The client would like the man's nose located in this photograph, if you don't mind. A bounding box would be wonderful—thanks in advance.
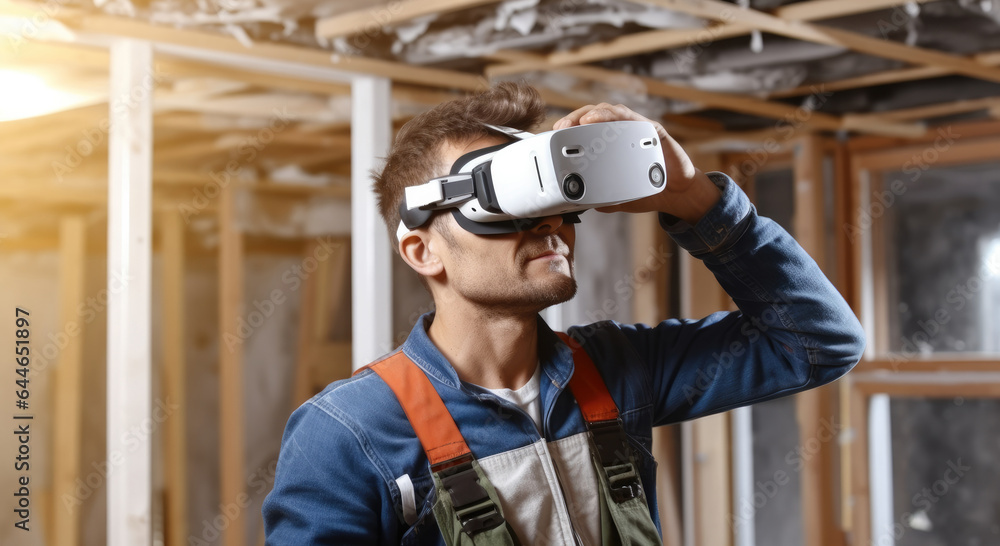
[530,215,564,235]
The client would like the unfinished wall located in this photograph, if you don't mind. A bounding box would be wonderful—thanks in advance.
[0,251,59,546]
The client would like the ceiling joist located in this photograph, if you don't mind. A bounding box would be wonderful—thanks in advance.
[489,50,925,138]
[0,0,487,92]
[769,50,1000,98]
[642,0,1000,84]
[315,0,503,40]
[487,0,936,75]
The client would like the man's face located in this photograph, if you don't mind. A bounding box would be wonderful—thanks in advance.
[429,134,577,314]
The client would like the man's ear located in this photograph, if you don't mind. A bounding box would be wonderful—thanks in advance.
[398,229,445,278]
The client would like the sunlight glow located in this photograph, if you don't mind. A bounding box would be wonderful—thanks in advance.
[0,69,96,122]
[985,238,1000,278]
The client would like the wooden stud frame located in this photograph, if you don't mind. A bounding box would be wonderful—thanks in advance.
[844,122,1000,545]
[846,372,1000,546]
[106,38,154,546]
[159,211,188,546]
[727,143,845,546]
[53,215,86,546]
[629,212,683,546]
[792,136,846,546]
[679,151,734,546]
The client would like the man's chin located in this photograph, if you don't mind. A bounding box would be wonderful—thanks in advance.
[461,275,576,314]
[528,276,577,309]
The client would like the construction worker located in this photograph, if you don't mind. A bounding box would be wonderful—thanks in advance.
[262,82,865,545]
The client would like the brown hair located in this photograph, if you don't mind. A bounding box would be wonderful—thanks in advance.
[373,81,547,248]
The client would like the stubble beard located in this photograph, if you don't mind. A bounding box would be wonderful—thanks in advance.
[458,255,577,315]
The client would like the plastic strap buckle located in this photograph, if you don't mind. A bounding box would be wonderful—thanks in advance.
[404,175,475,210]
[588,419,644,503]
[435,456,506,536]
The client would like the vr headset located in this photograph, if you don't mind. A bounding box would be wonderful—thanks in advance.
[396,120,667,241]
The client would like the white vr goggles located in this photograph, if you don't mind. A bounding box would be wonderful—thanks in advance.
[396,120,667,241]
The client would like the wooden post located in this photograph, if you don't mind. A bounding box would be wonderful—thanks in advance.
[219,182,246,546]
[160,211,188,546]
[53,215,86,546]
[793,135,846,546]
[107,38,154,546]
[681,152,734,546]
[630,213,683,546]
[350,76,393,369]
[848,381,872,546]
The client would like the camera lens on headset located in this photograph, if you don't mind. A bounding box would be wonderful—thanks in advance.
[563,173,585,200]
[649,163,665,188]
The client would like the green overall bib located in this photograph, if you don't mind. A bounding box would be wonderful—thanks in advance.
[359,334,662,545]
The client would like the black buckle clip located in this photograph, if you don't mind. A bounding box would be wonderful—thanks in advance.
[436,456,506,536]
[588,419,644,503]
[588,419,633,466]
[609,479,643,503]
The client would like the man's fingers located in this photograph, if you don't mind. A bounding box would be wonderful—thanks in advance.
[554,104,599,129]
[554,103,639,129]
[580,107,623,124]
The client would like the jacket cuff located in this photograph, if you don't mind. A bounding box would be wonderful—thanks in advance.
[658,172,752,255]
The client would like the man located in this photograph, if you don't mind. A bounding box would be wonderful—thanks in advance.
[262,82,865,545]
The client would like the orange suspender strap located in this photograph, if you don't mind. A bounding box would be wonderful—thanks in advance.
[356,352,471,468]
[355,353,513,537]
[355,335,620,455]
[556,332,619,423]
[556,332,646,505]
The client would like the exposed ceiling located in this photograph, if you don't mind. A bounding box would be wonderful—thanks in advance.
[5,0,1000,136]
[114,0,1000,131]
[4,0,1000,246]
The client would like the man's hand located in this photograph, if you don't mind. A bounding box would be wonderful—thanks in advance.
[553,103,721,225]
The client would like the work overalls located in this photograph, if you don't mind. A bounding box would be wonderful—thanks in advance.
[357,333,663,546]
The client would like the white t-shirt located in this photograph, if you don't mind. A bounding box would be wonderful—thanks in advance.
[483,363,543,433]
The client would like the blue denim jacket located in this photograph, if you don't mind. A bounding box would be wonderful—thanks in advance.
[262,173,866,545]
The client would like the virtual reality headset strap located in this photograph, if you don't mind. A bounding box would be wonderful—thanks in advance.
[396,124,583,241]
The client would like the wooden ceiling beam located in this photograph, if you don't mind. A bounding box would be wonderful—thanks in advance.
[641,0,1000,84]
[153,137,231,163]
[154,91,337,120]
[157,173,352,199]
[768,49,1000,98]
[488,0,934,73]
[14,5,487,91]
[490,51,924,137]
[0,39,108,68]
[315,0,502,40]
[155,58,352,96]
[567,62,843,130]
[848,97,1000,123]
[772,0,928,21]
[546,23,751,69]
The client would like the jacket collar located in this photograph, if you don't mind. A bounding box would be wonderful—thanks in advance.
[400,311,575,391]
